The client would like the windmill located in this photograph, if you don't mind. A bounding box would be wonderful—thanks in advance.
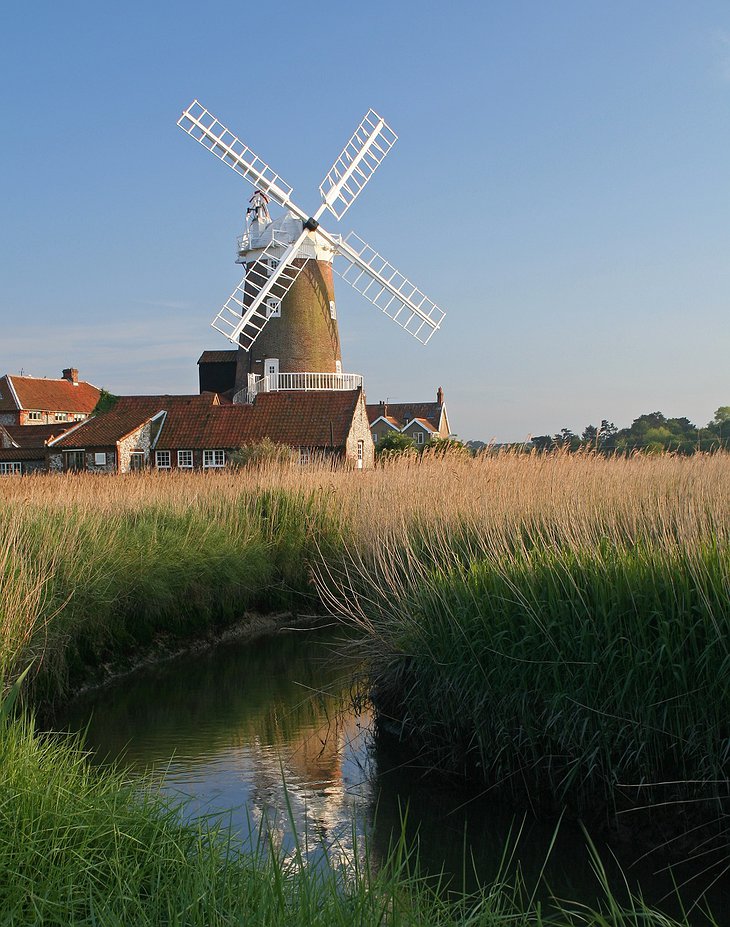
[177,101,446,403]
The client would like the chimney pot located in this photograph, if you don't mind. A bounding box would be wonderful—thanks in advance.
[437,386,444,405]
[62,368,79,386]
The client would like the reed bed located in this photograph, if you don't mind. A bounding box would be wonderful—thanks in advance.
[314,452,730,838]
[1,453,728,923]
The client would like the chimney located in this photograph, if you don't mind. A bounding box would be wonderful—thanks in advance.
[379,399,388,418]
[62,368,79,386]
[437,386,444,405]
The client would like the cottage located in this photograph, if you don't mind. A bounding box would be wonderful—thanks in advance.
[367,387,452,447]
[0,423,74,475]
[0,368,100,427]
[47,388,374,473]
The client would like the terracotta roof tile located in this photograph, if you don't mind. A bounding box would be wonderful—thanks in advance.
[3,424,74,448]
[0,375,100,414]
[49,390,362,452]
[156,390,361,450]
[50,395,212,449]
[0,447,46,461]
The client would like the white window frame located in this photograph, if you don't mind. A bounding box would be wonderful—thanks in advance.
[335,360,342,375]
[177,449,193,469]
[372,432,378,443]
[266,297,281,318]
[0,462,22,475]
[94,452,107,466]
[55,412,67,422]
[27,411,42,421]
[203,449,226,469]
[299,449,311,466]
[129,452,145,472]
[329,300,337,319]
[155,450,171,469]
[416,431,425,445]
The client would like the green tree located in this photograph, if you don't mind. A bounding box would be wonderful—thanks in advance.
[93,389,119,414]
[375,431,416,458]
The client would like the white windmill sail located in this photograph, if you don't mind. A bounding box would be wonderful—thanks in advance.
[319,109,397,220]
[178,101,305,218]
[332,232,445,344]
[178,99,447,354]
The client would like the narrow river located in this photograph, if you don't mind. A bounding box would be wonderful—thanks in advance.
[61,628,727,923]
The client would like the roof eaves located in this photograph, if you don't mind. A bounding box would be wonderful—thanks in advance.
[0,425,19,448]
[6,376,21,411]
[117,410,166,445]
[150,410,168,449]
[47,417,93,447]
[370,415,399,430]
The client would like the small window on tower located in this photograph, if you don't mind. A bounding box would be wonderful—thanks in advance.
[266,298,281,318]
[329,300,336,319]
[335,360,342,375]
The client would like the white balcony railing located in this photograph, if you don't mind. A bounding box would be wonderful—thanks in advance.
[233,371,364,405]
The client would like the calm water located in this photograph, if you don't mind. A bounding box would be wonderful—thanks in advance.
[61,629,728,921]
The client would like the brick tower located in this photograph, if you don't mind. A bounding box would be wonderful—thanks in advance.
[233,196,354,400]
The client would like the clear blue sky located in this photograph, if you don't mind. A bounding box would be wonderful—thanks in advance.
[1,1,728,441]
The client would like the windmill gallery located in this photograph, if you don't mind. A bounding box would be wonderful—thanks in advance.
[0,104,452,475]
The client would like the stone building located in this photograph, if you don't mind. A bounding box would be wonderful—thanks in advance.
[0,423,76,475]
[47,389,374,473]
[0,368,100,427]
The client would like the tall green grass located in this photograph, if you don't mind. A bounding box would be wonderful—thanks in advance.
[0,486,341,700]
[317,453,730,833]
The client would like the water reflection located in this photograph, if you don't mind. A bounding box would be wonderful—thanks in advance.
[61,629,728,921]
[64,631,374,867]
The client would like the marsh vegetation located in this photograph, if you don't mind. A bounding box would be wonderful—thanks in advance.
[1,451,728,923]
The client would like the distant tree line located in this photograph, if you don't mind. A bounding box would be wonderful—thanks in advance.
[501,406,730,455]
[381,407,730,459]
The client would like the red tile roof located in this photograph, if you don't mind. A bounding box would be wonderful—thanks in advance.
[49,390,362,452]
[3,424,74,448]
[50,395,211,449]
[0,374,100,414]
[0,447,46,461]
[156,390,361,449]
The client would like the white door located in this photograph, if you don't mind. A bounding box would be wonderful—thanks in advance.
[265,358,279,389]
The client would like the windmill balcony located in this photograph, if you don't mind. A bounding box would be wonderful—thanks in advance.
[234,371,364,405]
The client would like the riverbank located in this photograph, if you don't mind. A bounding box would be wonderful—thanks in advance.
[1,692,716,926]
[1,454,728,922]
[319,454,729,833]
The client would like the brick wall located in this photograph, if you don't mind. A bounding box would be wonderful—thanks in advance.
[236,258,343,392]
